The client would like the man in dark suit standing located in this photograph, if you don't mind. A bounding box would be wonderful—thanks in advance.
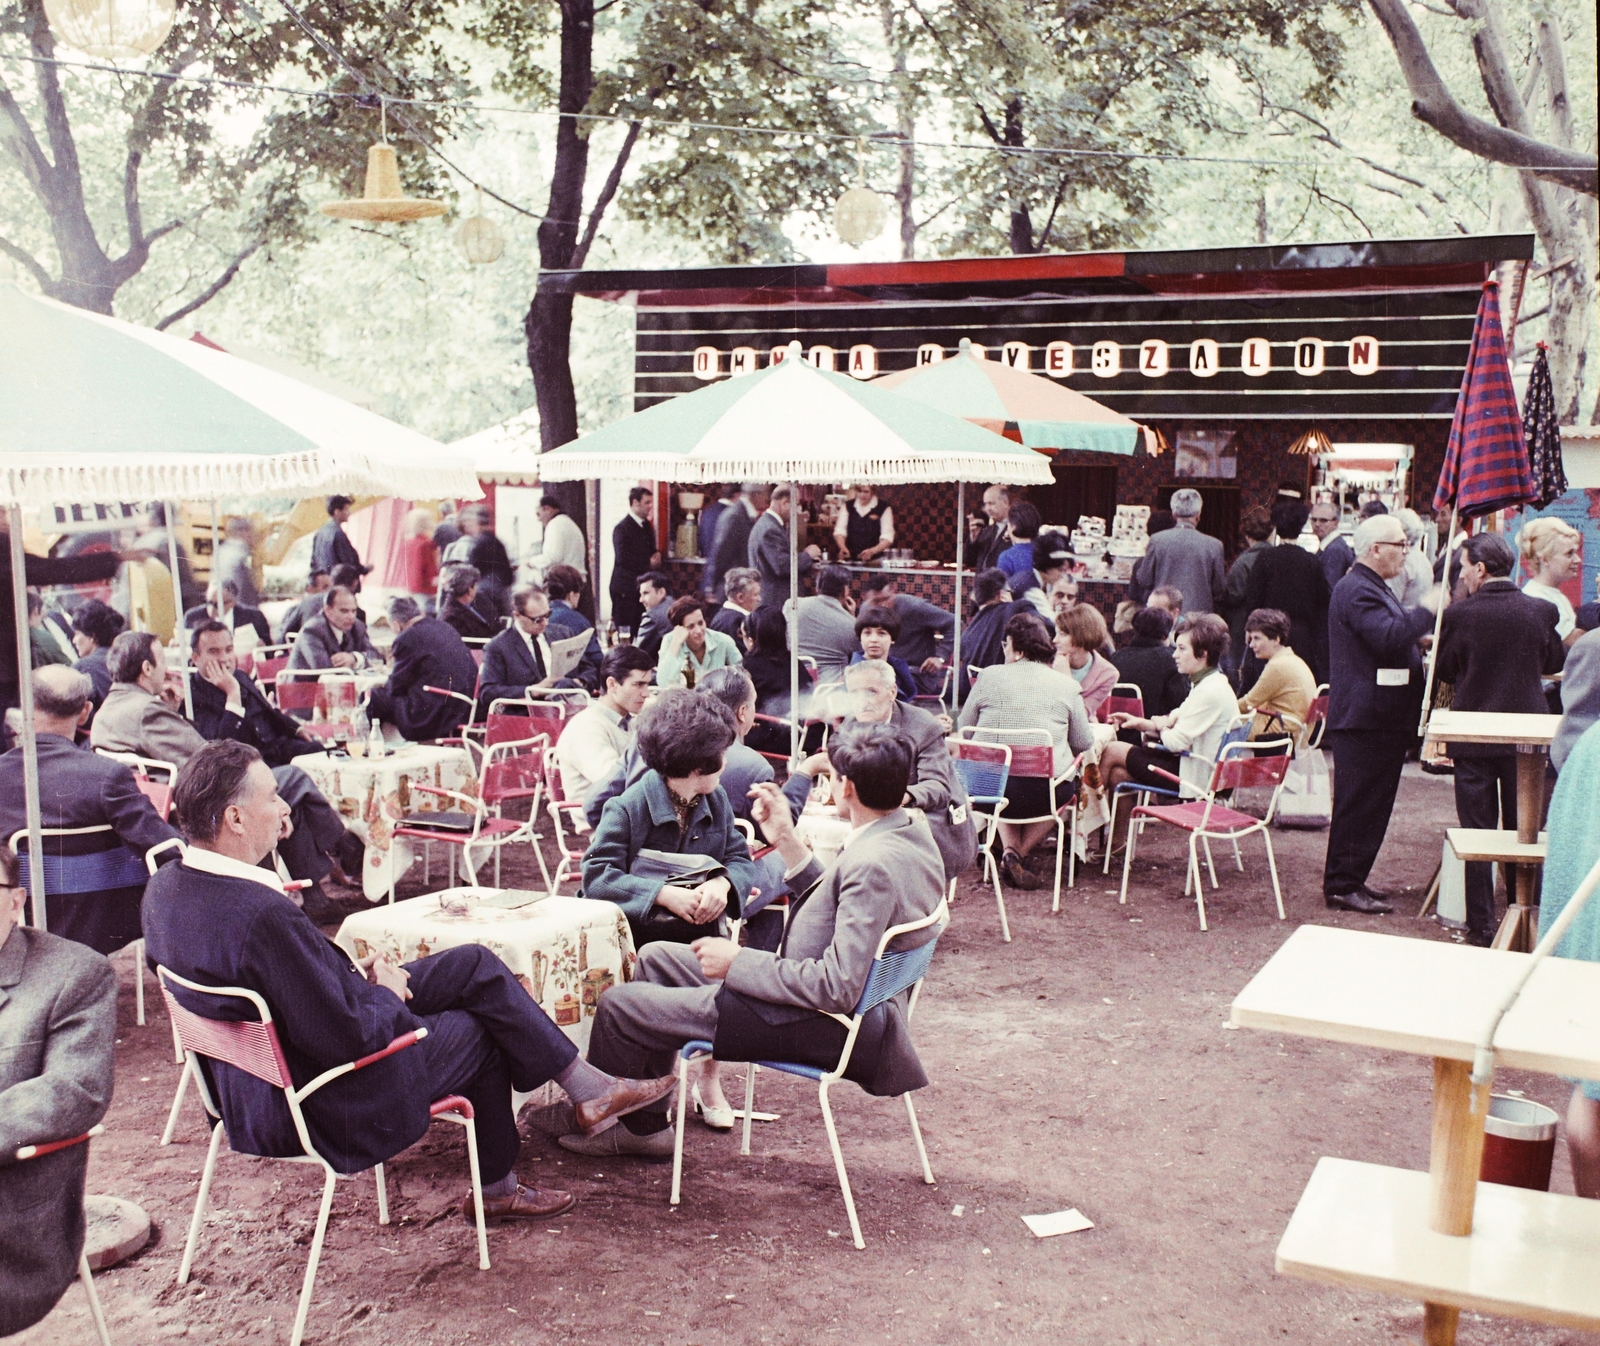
[0,846,117,1339]
[1322,515,1439,914]
[141,741,675,1220]
[969,484,1013,573]
[0,666,179,954]
[610,487,660,633]
[565,721,944,1158]
[311,496,369,580]
[749,485,820,608]
[1310,498,1355,591]
[183,579,273,650]
[1434,532,1566,944]
[707,483,765,602]
[367,596,480,742]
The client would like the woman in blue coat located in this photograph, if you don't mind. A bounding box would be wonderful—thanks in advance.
[582,689,758,1131]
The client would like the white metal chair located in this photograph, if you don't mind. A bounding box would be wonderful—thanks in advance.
[948,737,1012,940]
[1118,738,1295,930]
[957,727,1082,909]
[541,746,591,896]
[14,1125,112,1344]
[670,897,949,1249]
[157,967,489,1346]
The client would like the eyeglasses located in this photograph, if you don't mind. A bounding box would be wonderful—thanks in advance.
[1372,539,1410,551]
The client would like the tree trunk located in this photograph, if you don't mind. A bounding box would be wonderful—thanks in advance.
[1003,98,1033,254]
[881,0,916,261]
[525,0,596,525]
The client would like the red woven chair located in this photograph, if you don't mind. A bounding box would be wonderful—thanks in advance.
[1097,682,1144,725]
[541,746,597,896]
[157,968,489,1346]
[14,1125,111,1344]
[251,647,291,687]
[1117,738,1294,930]
[273,670,355,739]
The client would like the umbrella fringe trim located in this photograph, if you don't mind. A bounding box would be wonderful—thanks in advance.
[532,454,1055,485]
[0,452,484,507]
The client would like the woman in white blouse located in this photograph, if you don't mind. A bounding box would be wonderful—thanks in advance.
[1520,516,1583,648]
[1099,612,1241,800]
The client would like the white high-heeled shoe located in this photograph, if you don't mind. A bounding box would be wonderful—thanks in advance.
[692,1082,736,1131]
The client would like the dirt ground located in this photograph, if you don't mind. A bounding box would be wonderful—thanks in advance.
[16,763,1599,1346]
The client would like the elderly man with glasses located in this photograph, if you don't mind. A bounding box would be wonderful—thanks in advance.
[1321,515,1440,915]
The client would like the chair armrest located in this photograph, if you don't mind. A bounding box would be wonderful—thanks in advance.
[1148,767,1183,786]
[411,784,483,814]
[297,1027,431,1101]
[16,1123,104,1161]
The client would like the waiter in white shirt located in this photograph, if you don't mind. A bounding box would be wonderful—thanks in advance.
[834,484,895,563]
[523,496,587,584]
[555,644,655,803]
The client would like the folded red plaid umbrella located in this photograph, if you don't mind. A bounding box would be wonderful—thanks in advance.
[1432,279,1535,519]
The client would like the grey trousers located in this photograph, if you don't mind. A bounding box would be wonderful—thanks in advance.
[586,943,720,1125]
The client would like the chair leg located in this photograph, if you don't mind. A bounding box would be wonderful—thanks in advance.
[289,1170,338,1346]
[1231,836,1244,872]
[669,1054,691,1206]
[1201,836,1219,889]
[993,866,1012,944]
[818,1080,864,1250]
[1183,835,1198,896]
[461,1116,490,1271]
[494,847,502,887]
[374,1163,389,1225]
[1118,810,1139,905]
[1067,805,1078,893]
[160,1060,192,1146]
[178,1122,225,1285]
[1192,837,1209,933]
[134,940,146,1027]
[741,1065,757,1157]
[904,1093,934,1185]
[79,1251,112,1346]
[1050,822,1064,914]
[1102,794,1118,876]
[1263,830,1286,920]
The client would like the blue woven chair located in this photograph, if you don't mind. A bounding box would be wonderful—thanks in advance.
[949,738,1012,940]
[669,896,949,1249]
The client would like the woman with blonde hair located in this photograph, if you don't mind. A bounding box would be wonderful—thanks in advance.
[1521,516,1583,646]
[1053,603,1118,718]
[402,507,439,605]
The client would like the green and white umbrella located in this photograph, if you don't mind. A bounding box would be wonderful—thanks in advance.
[2,283,481,931]
[537,341,1053,755]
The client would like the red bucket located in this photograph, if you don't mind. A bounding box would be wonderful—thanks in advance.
[1479,1094,1558,1192]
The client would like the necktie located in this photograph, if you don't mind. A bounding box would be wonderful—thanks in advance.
[618,715,632,732]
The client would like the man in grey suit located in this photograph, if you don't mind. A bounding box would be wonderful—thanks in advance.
[707,484,765,602]
[0,846,117,1337]
[794,564,860,686]
[563,721,946,1158]
[287,586,377,670]
[1131,488,1227,615]
[749,485,821,608]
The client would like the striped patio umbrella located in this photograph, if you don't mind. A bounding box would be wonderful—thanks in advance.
[1523,345,1566,509]
[1431,280,1534,520]
[873,338,1144,455]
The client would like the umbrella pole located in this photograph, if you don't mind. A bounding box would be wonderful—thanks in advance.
[1416,502,1459,737]
[165,501,193,720]
[210,501,219,579]
[8,506,47,931]
[952,482,965,709]
[789,481,800,766]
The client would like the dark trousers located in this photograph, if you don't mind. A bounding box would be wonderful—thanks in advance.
[1453,754,1518,939]
[271,764,349,884]
[406,945,579,1184]
[1323,728,1409,896]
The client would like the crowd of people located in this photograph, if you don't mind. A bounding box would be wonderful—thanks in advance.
[5,479,1599,1337]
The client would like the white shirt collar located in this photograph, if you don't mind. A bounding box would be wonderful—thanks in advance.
[182,845,286,895]
[851,496,879,515]
[721,600,747,614]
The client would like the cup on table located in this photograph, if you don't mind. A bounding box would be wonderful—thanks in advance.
[347,737,367,758]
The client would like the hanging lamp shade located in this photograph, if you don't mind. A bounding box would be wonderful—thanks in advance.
[321,144,447,223]
[456,191,505,264]
[1287,427,1333,456]
[43,0,174,57]
[834,187,887,246]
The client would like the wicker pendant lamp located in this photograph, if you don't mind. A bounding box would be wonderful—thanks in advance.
[322,109,447,224]
[43,0,174,58]
[456,188,505,264]
[1287,427,1333,456]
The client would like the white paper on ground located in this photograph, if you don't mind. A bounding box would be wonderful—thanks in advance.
[1021,1209,1095,1238]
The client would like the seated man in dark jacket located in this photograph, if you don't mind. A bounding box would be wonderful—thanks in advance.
[69,598,125,715]
[1107,606,1189,731]
[541,565,603,692]
[0,846,117,1340]
[182,579,272,651]
[478,586,582,714]
[286,586,377,671]
[190,621,322,769]
[367,596,480,742]
[141,741,676,1220]
[568,721,945,1159]
[0,666,179,954]
[956,567,1019,698]
[440,564,499,643]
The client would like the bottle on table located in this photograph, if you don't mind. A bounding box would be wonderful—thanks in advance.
[367,719,386,759]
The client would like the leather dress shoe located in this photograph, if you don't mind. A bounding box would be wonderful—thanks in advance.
[1325,890,1393,914]
[558,1126,674,1159]
[463,1183,576,1223]
[1360,882,1405,904]
[1000,851,1041,890]
[575,1074,678,1136]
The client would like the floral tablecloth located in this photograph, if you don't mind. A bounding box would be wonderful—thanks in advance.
[295,745,477,900]
[334,891,635,1052]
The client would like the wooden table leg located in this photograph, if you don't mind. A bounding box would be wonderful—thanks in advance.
[1490,747,1548,952]
[1422,1057,1489,1345]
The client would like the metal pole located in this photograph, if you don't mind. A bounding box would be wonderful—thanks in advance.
[165,501,194,720]
[788,481,800,765]
[1416,502,1459,737]
[585,479,602,626]
[8,506,47,931]
[952,481,965,709]
[209,500,219,577]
